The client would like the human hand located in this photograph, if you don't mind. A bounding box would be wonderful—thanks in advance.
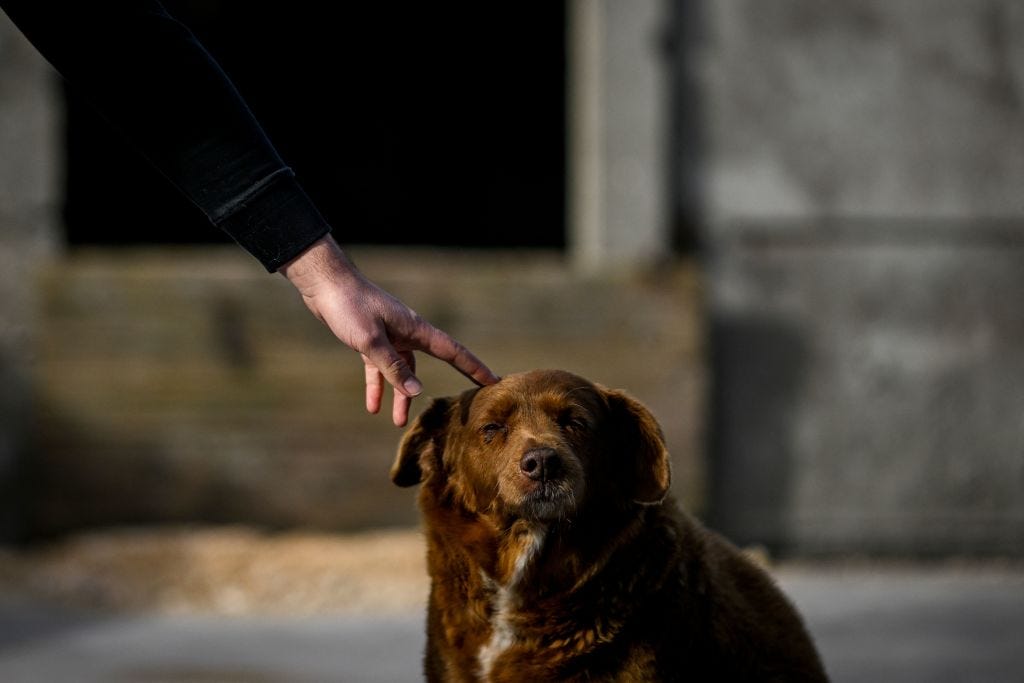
[280,235,499,427]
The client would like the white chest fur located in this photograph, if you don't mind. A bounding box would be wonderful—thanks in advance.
[476,525,547,680]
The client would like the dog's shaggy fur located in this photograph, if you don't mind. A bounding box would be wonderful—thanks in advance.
[392,370,828,682]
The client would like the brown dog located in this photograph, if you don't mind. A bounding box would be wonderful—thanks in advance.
[392,370,828,682]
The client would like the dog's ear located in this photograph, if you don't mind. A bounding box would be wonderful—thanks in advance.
[603,389,672,504]
[391,396,454,488]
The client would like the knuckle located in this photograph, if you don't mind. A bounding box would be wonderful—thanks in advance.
[355,327,389,352]
[385,357,408,377]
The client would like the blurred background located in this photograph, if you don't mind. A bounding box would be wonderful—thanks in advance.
[1,1,1022,681]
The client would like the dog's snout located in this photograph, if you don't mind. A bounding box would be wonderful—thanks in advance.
[520,447,561,481]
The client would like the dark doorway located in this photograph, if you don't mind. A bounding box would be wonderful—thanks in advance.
[63,2,566,249]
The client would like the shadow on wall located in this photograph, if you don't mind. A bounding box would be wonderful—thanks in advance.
[0,352,29,543]
[666,0,708,252]
[707,315,807,555]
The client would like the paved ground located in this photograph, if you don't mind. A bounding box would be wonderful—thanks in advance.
[777,566,1024,683]
[1,565,1022,682]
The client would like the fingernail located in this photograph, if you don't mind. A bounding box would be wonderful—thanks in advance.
[403,377,423,396]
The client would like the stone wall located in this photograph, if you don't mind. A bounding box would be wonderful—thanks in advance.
[27,249,704,537]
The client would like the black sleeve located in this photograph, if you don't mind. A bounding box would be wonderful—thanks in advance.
[0,0,331,271]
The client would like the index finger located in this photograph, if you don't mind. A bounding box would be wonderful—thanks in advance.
[412,322,499,386]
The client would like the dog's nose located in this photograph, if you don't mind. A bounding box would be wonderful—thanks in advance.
[520,448,561,482]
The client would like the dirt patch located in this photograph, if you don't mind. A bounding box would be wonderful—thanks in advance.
[0,526,429,616]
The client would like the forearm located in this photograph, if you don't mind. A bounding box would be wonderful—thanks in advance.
[0,0,329,270]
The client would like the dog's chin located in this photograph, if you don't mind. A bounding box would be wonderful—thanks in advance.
[512,482,581,522]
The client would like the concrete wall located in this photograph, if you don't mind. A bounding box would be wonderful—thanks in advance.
[700,0,1024,224]
[699,0,1024,555]
[709,229,1024,556]
[568,0,671,271]
[0,18,59,542]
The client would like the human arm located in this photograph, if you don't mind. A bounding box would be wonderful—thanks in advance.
[0,0,326,269]
[0,0,499,423]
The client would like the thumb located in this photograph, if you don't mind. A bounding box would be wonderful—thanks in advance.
[362,332,423,397]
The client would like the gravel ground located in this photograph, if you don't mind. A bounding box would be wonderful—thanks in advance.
[0,527,430,616]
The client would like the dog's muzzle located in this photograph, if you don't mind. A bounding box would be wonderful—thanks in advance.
[516,447,583,520]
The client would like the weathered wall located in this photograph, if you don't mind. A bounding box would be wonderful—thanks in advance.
[8,0,1023,557]
[568,0,671,271]
[699,0,1024,555]
[700,0,1024,223]
[709,229,1024,555]
[0,18,59,542]
[28,249,704,537]
[1,3,703,540]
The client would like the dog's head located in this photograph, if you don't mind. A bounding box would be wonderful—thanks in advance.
[391,370,671,523]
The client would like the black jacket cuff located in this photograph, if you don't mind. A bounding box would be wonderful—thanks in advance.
[215,173,332,272]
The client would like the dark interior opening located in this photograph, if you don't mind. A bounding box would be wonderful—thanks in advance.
[63,2,566,249]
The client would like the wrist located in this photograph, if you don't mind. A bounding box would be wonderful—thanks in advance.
[279,235,359,293]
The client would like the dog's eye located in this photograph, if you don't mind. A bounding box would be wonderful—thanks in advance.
[558,414,589,433]
[480,422,506,443]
